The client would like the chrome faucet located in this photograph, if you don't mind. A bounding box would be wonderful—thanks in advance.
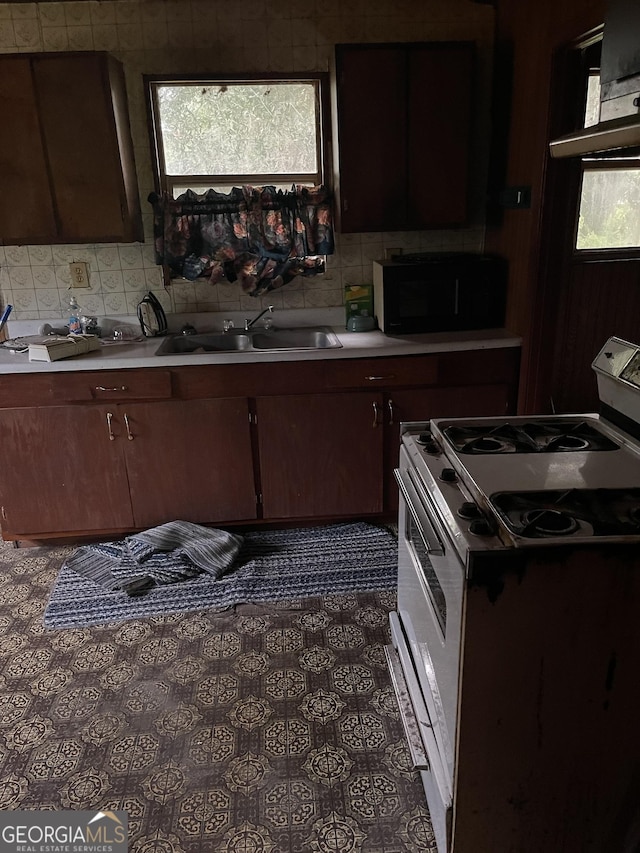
[244,305,274,331]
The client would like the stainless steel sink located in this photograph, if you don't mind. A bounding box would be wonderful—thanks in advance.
[155,326,341,355]
[251,328,342,350]
[155,333,252,354]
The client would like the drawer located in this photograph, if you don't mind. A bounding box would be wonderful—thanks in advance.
[0,369,172,407]
[324,355,439,390]
[172,361,327,399]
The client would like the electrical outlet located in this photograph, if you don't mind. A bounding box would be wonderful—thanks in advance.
[69,262,89,288]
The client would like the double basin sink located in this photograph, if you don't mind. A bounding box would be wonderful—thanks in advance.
[155,326,342,355]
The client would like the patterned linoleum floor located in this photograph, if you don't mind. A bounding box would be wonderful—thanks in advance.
[0,540,436,853]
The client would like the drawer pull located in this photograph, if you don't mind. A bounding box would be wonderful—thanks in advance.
[365,375,395,381]
[106,411,115,441]
[123,412,134,441]
[96,385,128,392]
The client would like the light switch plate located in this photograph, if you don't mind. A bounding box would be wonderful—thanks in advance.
[69,262,89,287]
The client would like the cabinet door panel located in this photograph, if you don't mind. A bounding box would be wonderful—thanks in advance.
[257,393,384,519]
[124,399,257,528]
[0,57,56,243]
[335,45,407,232]
[407,44,474,227]
[0,406,132,536]
[34,54,127,242]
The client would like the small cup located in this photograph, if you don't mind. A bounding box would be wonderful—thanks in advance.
[113,325,139,342]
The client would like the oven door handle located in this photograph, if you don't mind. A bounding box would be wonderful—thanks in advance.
[394,468,445,556]
[387,612,453,805]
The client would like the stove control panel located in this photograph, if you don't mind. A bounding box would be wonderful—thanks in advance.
[593,336,640,427]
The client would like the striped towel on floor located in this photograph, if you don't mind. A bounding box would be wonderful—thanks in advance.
[65,521,244,591]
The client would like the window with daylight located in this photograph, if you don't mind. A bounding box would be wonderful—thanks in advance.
[147,75,328,197]
[576,71,640,252]
[145,74,334,295]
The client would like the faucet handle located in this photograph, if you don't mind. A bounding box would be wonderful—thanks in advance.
[223,319,234,332]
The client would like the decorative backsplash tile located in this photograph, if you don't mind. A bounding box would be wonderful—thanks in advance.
[0,0,491,321]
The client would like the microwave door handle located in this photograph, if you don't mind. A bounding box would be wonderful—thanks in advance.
[394,469,445,556]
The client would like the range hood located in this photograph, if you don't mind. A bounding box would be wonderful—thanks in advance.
[549,98,640,159]
[549,0,640,158]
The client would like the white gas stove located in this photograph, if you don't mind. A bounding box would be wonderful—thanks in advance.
[400,336,640,556]
[387,336,640,853]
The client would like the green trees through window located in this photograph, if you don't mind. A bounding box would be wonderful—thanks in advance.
[150,78,323,197]
[576,73,640,251]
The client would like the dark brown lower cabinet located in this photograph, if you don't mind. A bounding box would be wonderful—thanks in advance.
[0,398,256,539]
[123,399,256,528]
[0,346,520,542]
[256,393,384,519]
[0,405,133,536]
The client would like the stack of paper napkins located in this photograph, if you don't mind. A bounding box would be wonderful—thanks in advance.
[28,334,101,362]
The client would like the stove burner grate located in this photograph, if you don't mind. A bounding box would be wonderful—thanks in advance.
[520,509,580,536]
[444,420,619,454]
[491,488,640,539]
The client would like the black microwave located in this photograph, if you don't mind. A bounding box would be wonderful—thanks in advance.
[372,253,507,335]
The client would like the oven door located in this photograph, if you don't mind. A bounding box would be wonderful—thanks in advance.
[387,447,465,852]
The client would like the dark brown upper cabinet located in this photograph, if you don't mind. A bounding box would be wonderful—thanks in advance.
[0,51,142,245]
[333,42,475,233]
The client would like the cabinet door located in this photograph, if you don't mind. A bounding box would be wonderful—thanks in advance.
[33,53,136,243]
[256,393,384,519]
[407,43,474,228]
[0,52,141,245]
[0,56,57,243]
[334,42,474,233]
[0,406,132,537]
[122,399,257,529]
[335,45,408,232]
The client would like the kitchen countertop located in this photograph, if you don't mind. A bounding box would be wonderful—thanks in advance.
[0,308,521,375]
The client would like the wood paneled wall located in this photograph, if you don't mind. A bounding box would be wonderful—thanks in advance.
[552,260,640,412]
[486,0,614,414]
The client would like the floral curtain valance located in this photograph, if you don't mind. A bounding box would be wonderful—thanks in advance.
[149,185,335,297]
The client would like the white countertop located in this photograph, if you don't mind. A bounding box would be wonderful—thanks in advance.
[0,308,521,375]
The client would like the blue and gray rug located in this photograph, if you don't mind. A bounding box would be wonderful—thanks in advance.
[44,522,398,629]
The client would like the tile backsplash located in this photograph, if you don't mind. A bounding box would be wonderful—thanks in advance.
[0,0,492,322]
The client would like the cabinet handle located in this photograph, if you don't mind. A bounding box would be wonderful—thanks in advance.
[96,385,128,392]
[123,413,134,441]
[365,375,395,382]
[372,401,382,427]
[388,398,394,425]
[106,411,115,441]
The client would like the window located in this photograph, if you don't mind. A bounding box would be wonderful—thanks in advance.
[147,75,328,198]
[576,71,640,251]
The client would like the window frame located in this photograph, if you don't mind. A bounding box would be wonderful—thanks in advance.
[573,64,640,259]
[145,72,332,199]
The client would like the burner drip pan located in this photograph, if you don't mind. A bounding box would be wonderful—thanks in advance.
[491,488,640,538]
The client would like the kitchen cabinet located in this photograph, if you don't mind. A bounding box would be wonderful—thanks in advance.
[0,51,142,245]
[0,405,133,536]
[0,346,519,543]
[256,392,384,519]
[118,399,256,529]
[334,42,474,233]
[0,374,256,540]
[384,383,515,511]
